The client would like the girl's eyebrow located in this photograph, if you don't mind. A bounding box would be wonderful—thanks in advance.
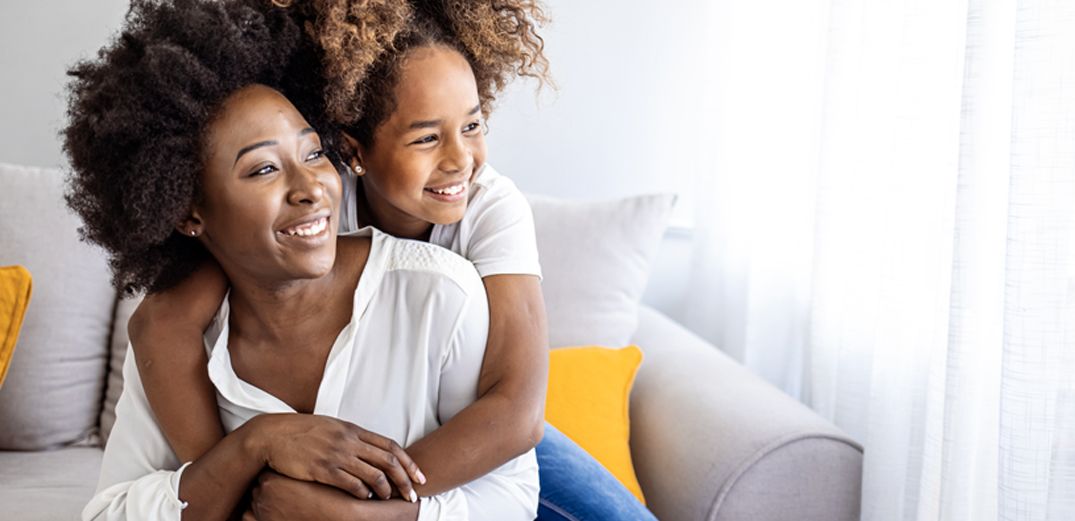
[406,105,481,130]
[233,127,317,165]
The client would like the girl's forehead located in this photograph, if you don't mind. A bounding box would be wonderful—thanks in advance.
[394,46,479,112]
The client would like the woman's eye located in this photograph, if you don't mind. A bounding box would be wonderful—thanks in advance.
[463,122,482,133]
[411,134,438,145]
[306,149,325,161]
[250,164,278,177]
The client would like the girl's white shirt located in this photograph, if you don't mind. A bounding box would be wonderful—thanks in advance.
[340,164,542,279]
[83,228,539,521]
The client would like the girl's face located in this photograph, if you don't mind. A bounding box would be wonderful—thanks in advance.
[352,45,487,239]
[188,84,342,286]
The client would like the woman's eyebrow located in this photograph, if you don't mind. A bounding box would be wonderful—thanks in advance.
[406,105,482,130]
[234,140,276,165]
[232,128,317,165]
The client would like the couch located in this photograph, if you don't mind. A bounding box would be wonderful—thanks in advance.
[0,162,863,520]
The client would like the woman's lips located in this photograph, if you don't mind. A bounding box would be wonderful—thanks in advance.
[279,216,329,237]
[276,215,332,249]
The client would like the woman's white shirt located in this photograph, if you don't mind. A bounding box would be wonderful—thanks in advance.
[83,228,539,521]
[340,164,542,279]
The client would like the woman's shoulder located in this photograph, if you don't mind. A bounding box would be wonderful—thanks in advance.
[351,228,483,297]
[387,238,482,292]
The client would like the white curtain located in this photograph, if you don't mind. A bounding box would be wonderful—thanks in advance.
[683,0,1075,519]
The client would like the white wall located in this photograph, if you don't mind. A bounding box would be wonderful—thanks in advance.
[485,1,712,320]
[0,0,705,323]
[0,1,130,169]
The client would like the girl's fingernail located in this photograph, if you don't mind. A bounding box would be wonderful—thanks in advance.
[367,491,374,499]
[416,470,427,485]
[409,490,418,503]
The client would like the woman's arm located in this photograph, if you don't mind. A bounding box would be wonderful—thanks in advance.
[405,274,548,496]
[127,261,229,463]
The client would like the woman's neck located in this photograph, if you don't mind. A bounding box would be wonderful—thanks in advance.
[224,238,366,348]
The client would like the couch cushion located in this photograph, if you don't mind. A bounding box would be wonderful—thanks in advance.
[545,345,646,504]
[529,194,675,348]
[0,446,103,520]
[0,265,33,387]
[0,163,116,449]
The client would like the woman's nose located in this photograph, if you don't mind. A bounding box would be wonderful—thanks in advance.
[286,164,325,206]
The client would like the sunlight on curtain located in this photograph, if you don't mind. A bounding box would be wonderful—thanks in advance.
[685,0,1075,519]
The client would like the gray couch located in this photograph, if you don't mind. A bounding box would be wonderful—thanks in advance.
[0,162,862,520]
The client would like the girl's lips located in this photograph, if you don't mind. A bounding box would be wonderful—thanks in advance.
[424,182,468,202]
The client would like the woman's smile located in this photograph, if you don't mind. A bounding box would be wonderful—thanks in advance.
[277,213,332,245]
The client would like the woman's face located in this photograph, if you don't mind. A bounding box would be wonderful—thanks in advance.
[353,45,487,236]
[191,84,342,286]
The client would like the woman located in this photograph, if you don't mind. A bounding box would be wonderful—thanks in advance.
[64,1,536,519]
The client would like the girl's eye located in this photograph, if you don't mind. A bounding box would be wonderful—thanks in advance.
[410,134,439,145]
[463,122,482,134]
[250,164,278,177]
[306,149,325,161]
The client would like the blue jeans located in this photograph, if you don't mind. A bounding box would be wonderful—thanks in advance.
[536,423,657,521]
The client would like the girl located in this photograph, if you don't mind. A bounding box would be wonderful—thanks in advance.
[67,1,535,520]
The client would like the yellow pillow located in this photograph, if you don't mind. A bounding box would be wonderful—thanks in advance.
[545,345,646,504]
[0,265,32,388]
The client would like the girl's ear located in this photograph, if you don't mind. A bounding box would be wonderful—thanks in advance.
[176,210,205,238]
[340,131,365,176]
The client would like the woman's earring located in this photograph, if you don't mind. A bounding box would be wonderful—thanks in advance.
[190,230,198,237]
[353,164,363,175]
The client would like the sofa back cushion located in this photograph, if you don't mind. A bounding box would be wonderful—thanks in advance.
[529,194,675,348]
[0,163,116,450]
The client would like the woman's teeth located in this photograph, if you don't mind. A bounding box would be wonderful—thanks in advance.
[427,183,465,196]
[281,217,328,237]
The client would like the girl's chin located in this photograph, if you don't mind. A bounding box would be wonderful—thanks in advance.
[425,206,467,226]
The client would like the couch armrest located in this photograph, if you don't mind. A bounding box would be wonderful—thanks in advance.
[628,306,862,521]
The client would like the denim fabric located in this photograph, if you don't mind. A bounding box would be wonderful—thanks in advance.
[536,423,657,521]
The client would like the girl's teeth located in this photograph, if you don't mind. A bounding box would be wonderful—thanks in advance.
[431,184,463,195]
[284,217,327,237]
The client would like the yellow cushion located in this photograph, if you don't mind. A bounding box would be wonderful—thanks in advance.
[545,345,646,504]
[0,265,32,388]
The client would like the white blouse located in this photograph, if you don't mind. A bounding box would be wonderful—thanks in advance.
[83,227,539,521]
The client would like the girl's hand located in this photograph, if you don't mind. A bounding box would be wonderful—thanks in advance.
[250,414,425,502]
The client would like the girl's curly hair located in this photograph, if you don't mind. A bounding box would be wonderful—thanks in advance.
[63,0,330,294]
[282,0,552,146]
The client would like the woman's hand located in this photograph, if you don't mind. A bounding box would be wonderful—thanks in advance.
[246,471,420,521]
[250,414,425,502]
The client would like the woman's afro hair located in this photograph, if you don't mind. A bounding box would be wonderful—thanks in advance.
[64,0,330,294]
[276,0,552,146]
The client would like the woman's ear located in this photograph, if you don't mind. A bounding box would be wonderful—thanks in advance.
[176,211,205,239]
[340,131,365,176]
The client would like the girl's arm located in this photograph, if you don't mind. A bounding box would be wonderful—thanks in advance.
[128,262,424,502]
[405,274,549,496]
[127,261,229,463]
[87,349,424,521]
